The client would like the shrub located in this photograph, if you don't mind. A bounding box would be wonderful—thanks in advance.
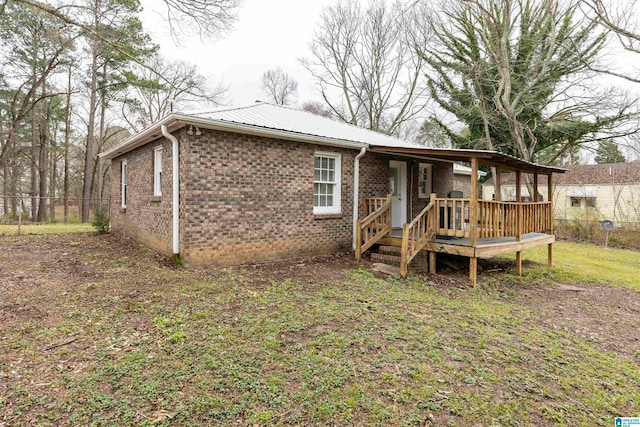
[91,207,110,233]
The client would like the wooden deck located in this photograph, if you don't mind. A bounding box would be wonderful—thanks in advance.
[357,193,556,287]
[382,230,554,258]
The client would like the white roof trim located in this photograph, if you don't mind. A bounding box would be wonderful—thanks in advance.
[567,186,597,197]
[100,112,367,160]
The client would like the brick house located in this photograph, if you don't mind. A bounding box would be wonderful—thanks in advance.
[101,102,563,285]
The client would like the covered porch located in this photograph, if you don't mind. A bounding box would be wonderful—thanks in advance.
[355,147,565,286]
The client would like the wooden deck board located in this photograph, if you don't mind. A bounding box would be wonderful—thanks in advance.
[383,230,554,258]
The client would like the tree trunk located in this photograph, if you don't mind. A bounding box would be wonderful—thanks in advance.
[82,39,99,222]
[37,81,49,222]
[11,160,18,216]
[49,133,56,222]
[2,150,8,217]
[1,118,8,217]
[30,80,38,221]
[64,65,71,223]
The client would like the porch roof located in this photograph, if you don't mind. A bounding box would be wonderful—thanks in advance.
[370,146,566,175]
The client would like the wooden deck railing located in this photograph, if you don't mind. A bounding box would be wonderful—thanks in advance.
[355,194,392,260]
[362,196,389,217]
[434,198,553,239]
[400,196,436,277]
[433,198,470,237]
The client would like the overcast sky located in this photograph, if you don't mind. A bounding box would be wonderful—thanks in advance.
[138,0,640,160]
[140,0,343,107]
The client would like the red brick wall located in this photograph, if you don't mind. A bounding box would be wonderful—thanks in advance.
[452,174,473,198]
[109,128,456,264]
[179,129,367,265]
[110,138,174,254]
[358,153,390,216]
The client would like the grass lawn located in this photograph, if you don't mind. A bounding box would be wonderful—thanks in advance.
[514,241,640,292]
[1,234,639,426]
[0,222,94,235]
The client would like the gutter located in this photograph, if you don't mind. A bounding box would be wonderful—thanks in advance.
[352,146,367,251]
[161,125,180,255]
[100,113,365,160]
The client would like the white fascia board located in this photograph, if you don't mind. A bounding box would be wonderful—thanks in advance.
[176,114,367,150]
[99,114,367,160]
[99,116,178,160]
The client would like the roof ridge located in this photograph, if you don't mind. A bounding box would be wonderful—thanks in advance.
[192,101,426,149]
[186,101,270,116]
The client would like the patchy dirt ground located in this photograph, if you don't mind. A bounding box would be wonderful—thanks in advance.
[2,233,640,362]
[1,233,639,426]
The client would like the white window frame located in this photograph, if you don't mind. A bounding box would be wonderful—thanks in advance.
[153,146,162,196]
[121,160,127,208]
[418,163,433,199]
[313,152,341,215]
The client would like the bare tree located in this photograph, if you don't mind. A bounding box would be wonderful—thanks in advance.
[3,0,242,43]
[301,100,332,118]
[301,0,431,135]
[582,0,640,83]
[121,53,227,131]
[260,68,298,106]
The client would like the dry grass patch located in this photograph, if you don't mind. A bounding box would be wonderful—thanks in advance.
[1,234,639,426]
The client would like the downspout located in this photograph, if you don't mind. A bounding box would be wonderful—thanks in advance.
[161,125,179,255]
[352,146,368,251]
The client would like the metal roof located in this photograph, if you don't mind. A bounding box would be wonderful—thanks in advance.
[99,102,565,174]
[188,102,421,149]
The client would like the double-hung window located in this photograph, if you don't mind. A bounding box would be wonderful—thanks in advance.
[121,160,127,208]
[153,147,162,196]
[418,163,432,199]
[314,152,341,214]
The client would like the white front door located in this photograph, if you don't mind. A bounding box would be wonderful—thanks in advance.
[389,160,407,228]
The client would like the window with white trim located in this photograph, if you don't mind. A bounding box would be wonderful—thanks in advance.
[121,160,127,208]
[153,147,162,196]
[418,163,432,199]
[313,152,341,214]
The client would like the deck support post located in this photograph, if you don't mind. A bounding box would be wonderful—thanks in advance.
[469,158,479,287]
[516,251,522,276]
[429,251,436,274]
[469,257,477,287]
[547,243,553,267]
[355,219,362,260]
[400,224,410,278]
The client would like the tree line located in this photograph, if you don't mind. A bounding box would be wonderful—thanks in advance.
[0,0,238,222]
[2,0,639,223]
[270,0,640,166]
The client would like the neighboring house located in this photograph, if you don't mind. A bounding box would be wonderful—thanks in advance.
[482,162,640,224]
[101,102,564,286]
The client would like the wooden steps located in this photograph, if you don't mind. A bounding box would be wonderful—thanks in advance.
[369,244,428,273]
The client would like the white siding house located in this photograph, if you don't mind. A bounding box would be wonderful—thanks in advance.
[482,162,640,224]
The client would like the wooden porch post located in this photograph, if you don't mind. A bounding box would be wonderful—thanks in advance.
[515,170,522,241]
[428,193,437,275]
[470,157,479,247]
[470,157,479,287]
[494,168,501,201]
[547,173,554,267]
[533,173,539,202]
[515,170,522,276]
[547,173,554,234]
